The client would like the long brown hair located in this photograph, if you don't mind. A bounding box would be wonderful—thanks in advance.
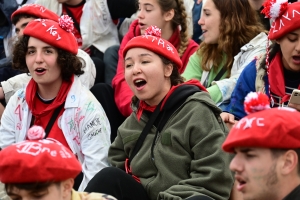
[199,0,266,75]
[157,0,190,56]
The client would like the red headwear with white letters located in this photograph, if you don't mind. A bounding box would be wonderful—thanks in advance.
[0,126,82,183]
[123,26,183,71]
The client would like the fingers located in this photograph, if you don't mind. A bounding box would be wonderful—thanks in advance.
[197,0,202,4]
[220,112,235,123]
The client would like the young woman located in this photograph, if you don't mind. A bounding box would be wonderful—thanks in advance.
[112,0,199,117]
[0,17,111,191]
[221,0,300,124]
[84,27,234,200]
[182,0,267,107]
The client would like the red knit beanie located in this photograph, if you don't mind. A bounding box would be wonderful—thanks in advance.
[262,0,300,40]
[222,107,300,153]
[23,15,78,55]
[0,126,82,183]
[11,4,59,23]
[123,26,183,71]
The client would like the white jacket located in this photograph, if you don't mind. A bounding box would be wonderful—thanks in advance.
[1,49,96,103]
[34,0,120,53]
[0,76,111,191]
[213,32,268,104]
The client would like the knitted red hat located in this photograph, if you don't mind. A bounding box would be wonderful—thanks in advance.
[11,4,59,23]
[0,126,82,183]
[262,0,300,40]
[222,107,300,153]
[123,26,183,71]
[23,16,78,55]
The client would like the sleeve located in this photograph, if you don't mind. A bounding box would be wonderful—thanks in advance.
[2,73,31,103]
[212,39,267,104]
[108,129,127,170]
[76,49,96,89]
[78,96,112,191]
[112,33,134,117]
[207,84,222,103]
[181,52,203,81]
[0,91,20,149]
[158,102,234,200]
[224,59,257,120]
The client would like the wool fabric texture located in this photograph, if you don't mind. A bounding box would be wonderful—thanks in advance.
[122,27,183,71]
[23,17,78,55]
[267,2,300,40]
[222,107,300,153]
[0,126,82,183]
[11,4,59,22]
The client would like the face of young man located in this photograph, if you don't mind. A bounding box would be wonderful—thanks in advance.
[229,147,281,200]
[7,183,63,200]
[15,17,36,37]
[6,180,73,200]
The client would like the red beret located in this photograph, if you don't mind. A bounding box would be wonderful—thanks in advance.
[222,107,300,153]
[263,1,300,40]
[23,16,78,55]
[11,4,59,22]
[0,126,82,183]
[123,26,183,71]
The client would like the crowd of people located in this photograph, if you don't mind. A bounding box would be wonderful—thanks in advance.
[0,0,300,199]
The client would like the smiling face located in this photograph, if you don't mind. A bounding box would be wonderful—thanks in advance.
[26,37,62,88]
[277,28,300,72]
[124,48,173,106]
[198,0,221,44]
[230,147,281,200]
[137,0,170,35]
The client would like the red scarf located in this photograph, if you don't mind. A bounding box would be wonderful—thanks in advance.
[26,76,74,125]
[136,79,207,120]
[269,53,300,104]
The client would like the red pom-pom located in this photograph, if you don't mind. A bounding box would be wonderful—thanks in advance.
[27,125,45,140]
[144,26,161,37]
[58,15,74,32]
[244,92,270,114]
[261,0,288,20]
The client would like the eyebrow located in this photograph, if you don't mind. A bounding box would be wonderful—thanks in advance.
[138,3,154,7]
[27,46,55,49]
[125,53,152,61]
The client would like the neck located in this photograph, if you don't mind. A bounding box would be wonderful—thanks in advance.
[37,78,63,100]
[64,0,84,6]
[248,0,265,10]
[276,176,300,199]
[161,24,174,41]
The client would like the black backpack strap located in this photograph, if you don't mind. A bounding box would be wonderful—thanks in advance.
[128,101,163,165]
[44,102,65,138]
[204,66,227,88]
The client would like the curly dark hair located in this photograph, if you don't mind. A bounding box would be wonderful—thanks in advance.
[12,35,84,82]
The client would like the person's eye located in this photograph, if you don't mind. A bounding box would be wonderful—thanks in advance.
[245,154,255,158]
[288,37,297,42]
[45,49,53,54]
[125,63,133,68]
[27,50,35,55]
[141,60,150,64]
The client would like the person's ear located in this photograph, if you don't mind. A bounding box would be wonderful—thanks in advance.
[164,64,173,78]
[279,150,299,175]
[163,9,175,22]
[61,178,74,199]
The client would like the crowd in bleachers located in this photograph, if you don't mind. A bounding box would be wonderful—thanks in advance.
[0,0,300,199]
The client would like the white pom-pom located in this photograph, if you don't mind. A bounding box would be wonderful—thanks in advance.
[27,125,46,140]
[270,0,288,19]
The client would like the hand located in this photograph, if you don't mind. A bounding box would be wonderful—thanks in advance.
[197,0,202,4]
[288,103,300,112]
[220,112,237,130]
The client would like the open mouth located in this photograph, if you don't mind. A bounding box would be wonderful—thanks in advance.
[236,177,247,191]
[134,79,147,88]
[35,68,46,73]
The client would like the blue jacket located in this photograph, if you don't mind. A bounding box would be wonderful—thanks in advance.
[224,59,269,119]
